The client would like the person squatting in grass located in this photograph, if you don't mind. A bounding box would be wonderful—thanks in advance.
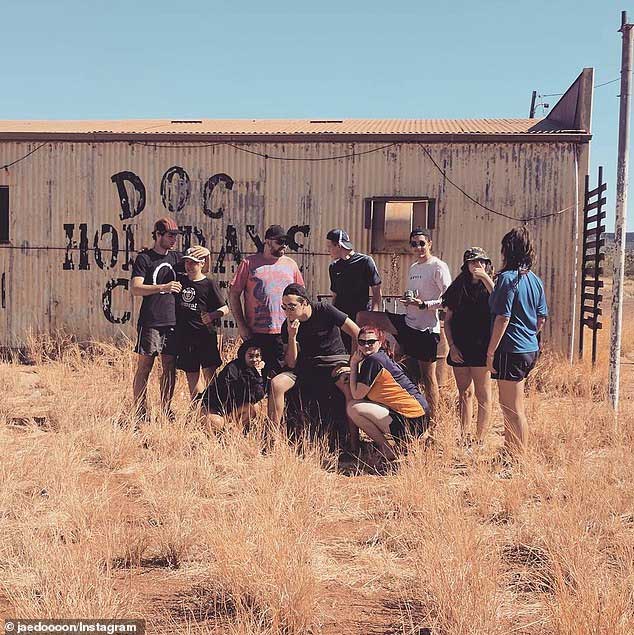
[442,247,495,444]
[130,217,210,420]
[268,283,360,440]
[175,247,229,398]
[357,228,451,423]
[197,340,266,432]
[348,326,429,462]
[487,226,548,458]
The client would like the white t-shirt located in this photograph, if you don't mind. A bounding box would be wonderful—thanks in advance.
[405,256,452,333]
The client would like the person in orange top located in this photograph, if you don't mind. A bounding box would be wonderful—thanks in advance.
[348,326,429,461]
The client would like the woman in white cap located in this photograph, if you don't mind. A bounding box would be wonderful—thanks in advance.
[442,247,494,445]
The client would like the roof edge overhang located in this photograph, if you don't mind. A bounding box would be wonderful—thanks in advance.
[0,132,592,144]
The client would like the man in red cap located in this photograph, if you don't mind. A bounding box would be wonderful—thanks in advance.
[130,217,210,420]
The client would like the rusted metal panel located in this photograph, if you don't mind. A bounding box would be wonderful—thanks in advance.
[0,139,583,355]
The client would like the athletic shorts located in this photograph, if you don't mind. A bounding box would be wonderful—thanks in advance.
[135,325,179,357]
[388,409,429,439]
[386,313,440,362]
[447,347,488,368]
[492,350,539,382]
[281,355,350,389]
[176,332,222,372]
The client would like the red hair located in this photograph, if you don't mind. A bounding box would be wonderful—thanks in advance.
[358,325,395,357]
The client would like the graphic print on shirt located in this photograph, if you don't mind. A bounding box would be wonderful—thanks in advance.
[251,264,295,331]
[151,262,176,286]
[182,287,196,304]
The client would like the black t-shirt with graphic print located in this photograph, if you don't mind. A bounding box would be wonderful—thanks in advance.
[131,249,183,328]
[281,303,348,364]
[175,274,225,337]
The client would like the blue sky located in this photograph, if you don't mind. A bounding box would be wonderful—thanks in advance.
[2,0,631,229]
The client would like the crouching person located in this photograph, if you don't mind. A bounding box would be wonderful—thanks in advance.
[268,284,360,441]
[198,341,266,431]
[348,326,430,464]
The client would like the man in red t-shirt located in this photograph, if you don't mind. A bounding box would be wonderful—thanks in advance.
[229,225,304,374]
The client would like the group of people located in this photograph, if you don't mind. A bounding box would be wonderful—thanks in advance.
[131,216,548,464]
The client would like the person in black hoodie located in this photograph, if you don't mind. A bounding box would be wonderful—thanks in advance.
[197,341,266,430]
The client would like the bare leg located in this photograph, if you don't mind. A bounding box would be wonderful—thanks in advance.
[159,354,177,416]
[201,366,217,389]
[471,367,492,442]
[204,412,225,434]
[346,400,397,460]
[133,355,155,417]
[267,372,296,427]
[418,360,439,422]
[452,366,474,439]
[186,371,202,399]
[497,379,528,456]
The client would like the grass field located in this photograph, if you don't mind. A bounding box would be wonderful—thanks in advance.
[0,300,633,634]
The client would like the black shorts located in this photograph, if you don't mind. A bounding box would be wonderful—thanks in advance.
[282,355,350,390]
[135,325,179,357]
[177,332,222,372]
[389,410,429,439]
[492,350,539,382]
[386,313,439,362]
[447,347,487,368]
[249,333,285,375]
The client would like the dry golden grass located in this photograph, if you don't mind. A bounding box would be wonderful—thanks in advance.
[0,318,633,634]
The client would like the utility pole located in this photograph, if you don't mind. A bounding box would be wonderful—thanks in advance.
[529,91,537,118]
[609,10,634,411]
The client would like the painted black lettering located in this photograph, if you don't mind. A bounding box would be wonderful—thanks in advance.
[78,223,90,270]
[202,173,234,219]
[93,224,119,270]
[121,224,136,271]
[63,223,76,270]
[286,224,310,251]
[160,166,191,213]
[1,272,5,309]
[111,171,146,220]
[214,224,242,274]
[246,224,264,252]
[102,278,131,324]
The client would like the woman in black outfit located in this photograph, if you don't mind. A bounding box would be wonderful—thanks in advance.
[442,248,494,443]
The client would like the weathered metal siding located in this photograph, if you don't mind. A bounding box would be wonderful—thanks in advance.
[0,140,581,353]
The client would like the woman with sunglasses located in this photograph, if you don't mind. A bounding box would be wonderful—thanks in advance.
[487,227,548,459]
[442,247,494,445]
[348,326,430,462]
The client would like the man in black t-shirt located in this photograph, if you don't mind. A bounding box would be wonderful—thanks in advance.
[176,248,228,398]
[131,217,210,420]
[327,228,382,351]
[268,283,360,428]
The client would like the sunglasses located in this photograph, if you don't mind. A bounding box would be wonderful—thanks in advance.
[281,302,300,311]
[410,240,428,248]
[357,338,379,346]
[270,238,288,246]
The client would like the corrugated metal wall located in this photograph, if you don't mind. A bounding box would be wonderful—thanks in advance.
[0,140,581,353]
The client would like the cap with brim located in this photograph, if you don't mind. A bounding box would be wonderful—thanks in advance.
[264,224,290,241]
[183,247,205,263]
[463,247,490,263]
[154,217,182,234]
[282,283,310,300]
[326,228,353,250]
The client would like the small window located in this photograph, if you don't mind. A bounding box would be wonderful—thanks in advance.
[365,196,436,253]
[0,187,8,244]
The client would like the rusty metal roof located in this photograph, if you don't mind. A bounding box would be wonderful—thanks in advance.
[0,118,589,142]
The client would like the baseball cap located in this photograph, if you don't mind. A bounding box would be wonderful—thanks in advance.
[282,283,310,301]
[264,225,289,242]
[326,228,353,250]
[463,247,491,263]
[154,217,181,234]
[182,247,205,263]
[410,227,432,240]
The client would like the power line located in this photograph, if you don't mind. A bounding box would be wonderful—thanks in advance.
[419,144,577,223]
[223,142,398,161]
[0,142,47,170]
[541,74,626,98]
